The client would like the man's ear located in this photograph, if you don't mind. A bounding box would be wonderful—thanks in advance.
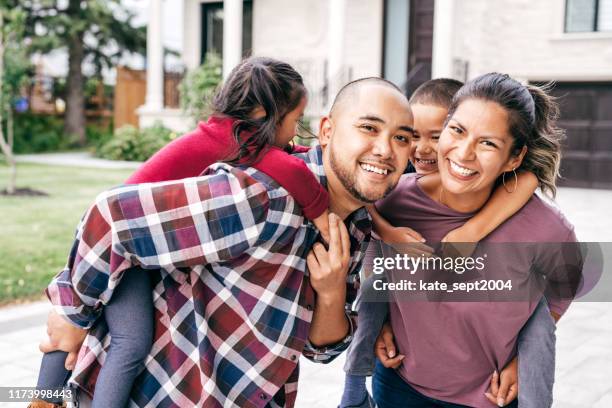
[504,145,528,172]
[318,116,333,147]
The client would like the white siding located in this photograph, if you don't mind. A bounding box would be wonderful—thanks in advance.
[251,0,383,77]
[448,0,612,81]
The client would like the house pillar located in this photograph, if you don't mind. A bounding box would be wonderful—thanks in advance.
[223,0,243,79]
[145,0,164,110]
[432,0,455,78]
[327,0,346,106]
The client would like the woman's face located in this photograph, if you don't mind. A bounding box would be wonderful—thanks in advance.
[437,98,525,200]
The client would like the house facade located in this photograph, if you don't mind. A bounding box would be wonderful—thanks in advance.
[141,0,612,187]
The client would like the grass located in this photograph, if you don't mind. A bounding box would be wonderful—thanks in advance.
[0,162,133,304]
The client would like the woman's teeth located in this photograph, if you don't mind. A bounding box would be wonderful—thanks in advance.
[449,160,477,176]
[360,163,388,175]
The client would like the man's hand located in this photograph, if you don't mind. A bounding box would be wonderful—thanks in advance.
[306,213,351,346]
[485,356,518,407]
[307,213,350,301]
[374,322,404,368]
[39,309,87,370]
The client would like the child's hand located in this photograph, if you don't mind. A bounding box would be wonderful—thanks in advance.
[380,225,424,243]
[312,209,331,244]
[39,309,88,370]
[441,226,479,258]
[485,357,518,407]
[380,226,434,258]
[374,322,405,369]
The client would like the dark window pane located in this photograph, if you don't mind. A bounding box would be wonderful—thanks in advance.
[207,7,224,56]
[200,1,254,64]
[565,0,596,32]
[201,2,224,62]
[242,1,253,57]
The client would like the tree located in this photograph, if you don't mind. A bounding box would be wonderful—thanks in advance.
[0,7,30,195]
[16,0,146,145]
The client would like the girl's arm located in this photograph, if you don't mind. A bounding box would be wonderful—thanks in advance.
[443,171,538,243]
[367,205,425,243]
[367,205,433,258]
[252,146,332,242]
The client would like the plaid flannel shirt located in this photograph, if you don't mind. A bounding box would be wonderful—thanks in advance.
[46,146,372,408]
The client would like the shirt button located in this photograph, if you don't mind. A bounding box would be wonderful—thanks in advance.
[291,354,297,361]
[306,304,313,311]
[259,393,267,400]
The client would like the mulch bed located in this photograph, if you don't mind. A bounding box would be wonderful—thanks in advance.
[0,187,49,197]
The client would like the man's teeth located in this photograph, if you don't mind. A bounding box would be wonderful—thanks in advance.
[360,163,388,175]
[449,160,477,176]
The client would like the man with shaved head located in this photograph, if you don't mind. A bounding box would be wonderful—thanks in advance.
[324,77,414,206]
[42,76,414,408]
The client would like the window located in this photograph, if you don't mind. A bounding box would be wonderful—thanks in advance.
[565,0,612,32]
[200,1,253,63]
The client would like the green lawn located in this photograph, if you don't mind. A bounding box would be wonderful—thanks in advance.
[0,162,133,304]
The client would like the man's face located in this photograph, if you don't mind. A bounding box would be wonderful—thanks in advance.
[319,84,413,206]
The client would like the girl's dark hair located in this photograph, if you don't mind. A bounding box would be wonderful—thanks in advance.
[211,56,306,166]
[447,73,565,197]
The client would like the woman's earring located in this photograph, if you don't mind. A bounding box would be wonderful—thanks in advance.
[503,168,518,193]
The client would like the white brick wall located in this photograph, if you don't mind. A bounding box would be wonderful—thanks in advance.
[450,0,612,81]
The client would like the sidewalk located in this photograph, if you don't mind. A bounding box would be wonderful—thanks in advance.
[1,157,610,407]
[15,152,142,170]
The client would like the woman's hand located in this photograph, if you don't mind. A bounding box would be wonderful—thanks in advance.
[485,356,518,407]
[39,309,87,370]
[374,322,405,368]
[307,213,350,302]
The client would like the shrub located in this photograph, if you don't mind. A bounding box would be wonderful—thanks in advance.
[179,53,223,124]
[86,122,114,151]
[11,113,69,153]
[95,122,176,162]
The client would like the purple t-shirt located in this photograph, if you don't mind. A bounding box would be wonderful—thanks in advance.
[373,174,580,407]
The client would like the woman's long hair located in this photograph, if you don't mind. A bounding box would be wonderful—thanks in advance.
[210,57,306,166]
[447,73,565,198]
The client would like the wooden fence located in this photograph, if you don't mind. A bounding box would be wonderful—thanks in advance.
[114,66,184,129]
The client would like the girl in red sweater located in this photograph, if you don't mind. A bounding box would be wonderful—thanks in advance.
[34,57,333,408]
[126,58,331,233]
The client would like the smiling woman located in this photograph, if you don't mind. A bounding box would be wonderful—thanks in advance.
[431,73,563,213]
[370,73,582,408]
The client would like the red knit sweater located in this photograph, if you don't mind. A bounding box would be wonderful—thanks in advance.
[126,116,328,219]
